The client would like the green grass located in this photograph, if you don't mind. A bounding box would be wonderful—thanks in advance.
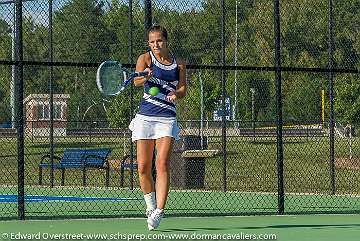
[206,136,360,194]
[0,135,359,193]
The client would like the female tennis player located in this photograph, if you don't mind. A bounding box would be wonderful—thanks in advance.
[129,25,186,230]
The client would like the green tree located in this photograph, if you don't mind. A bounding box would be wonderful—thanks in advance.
[22,16,50,95]
[332,0,360,125]
[52,0,116,126]
[177,70,220,121]
[104,0,145,62]
[334,75,360,124]
[54,0,115,62]
[0,19,12,123]
[239,0,328,123]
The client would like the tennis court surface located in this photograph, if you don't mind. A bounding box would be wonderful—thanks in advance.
[0,214,359,241]
[0,186,359,218]
[0,185,359,241]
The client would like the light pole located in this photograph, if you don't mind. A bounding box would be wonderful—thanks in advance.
[233,0,238,124]
[1,0,38,128]
[199,71,204,149]
[250,88,255,142]
[11,3,16,128]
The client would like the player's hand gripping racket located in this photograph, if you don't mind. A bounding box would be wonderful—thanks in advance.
[96,61,148,96]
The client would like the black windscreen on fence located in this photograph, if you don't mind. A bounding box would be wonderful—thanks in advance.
[0,0,359,220]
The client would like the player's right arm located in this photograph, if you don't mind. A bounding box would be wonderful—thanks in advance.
[134,53,152,87]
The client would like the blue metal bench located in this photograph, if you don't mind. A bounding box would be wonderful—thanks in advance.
[39,148,112,187]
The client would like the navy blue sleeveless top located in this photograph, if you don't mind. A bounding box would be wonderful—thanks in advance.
[138,51,179,117]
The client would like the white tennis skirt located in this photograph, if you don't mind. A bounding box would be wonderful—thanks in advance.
[129,114,180,142]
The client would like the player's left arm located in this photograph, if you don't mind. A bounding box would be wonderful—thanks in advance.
[175,59,186,99]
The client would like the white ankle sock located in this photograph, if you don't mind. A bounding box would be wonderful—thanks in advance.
[156,208,164,213]
[144,192,156,211]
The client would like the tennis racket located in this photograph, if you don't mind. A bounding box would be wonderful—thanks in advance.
[96,61,148,96]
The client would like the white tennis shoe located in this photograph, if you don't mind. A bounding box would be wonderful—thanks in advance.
[147,208,164,231]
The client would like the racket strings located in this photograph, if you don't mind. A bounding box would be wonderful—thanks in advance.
[98,64,124,95]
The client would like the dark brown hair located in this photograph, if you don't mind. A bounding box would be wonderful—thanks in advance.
[147,25,168,40]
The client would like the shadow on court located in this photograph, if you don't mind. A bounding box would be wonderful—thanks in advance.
[160,227,232,232]
[160,223,360,233]
[241,223,360,230]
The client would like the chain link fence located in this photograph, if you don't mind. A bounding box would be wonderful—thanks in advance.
[0,0,359,220]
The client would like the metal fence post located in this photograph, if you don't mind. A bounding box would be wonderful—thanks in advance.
[144,0,152,31]
[15,0,25,220]
[128,0,135,190]
[273,0,284,215]
[328,0,336,195]
[48,0,54,188]
[221,0,227,192]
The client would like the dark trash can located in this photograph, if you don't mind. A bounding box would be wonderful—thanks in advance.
[170,135,207,189]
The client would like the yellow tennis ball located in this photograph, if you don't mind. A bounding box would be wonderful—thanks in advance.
[148,86,160,96]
